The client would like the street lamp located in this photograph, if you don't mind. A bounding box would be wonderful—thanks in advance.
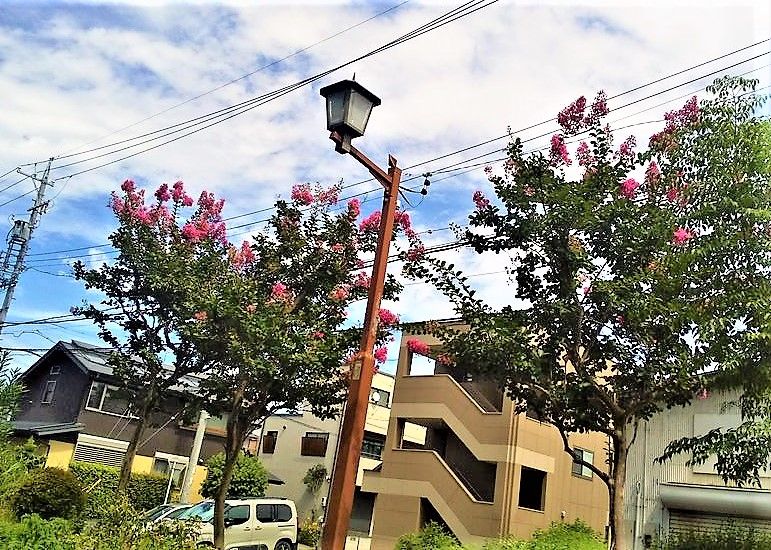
[319,79,401,550]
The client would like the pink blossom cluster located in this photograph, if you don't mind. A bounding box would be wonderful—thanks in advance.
[549,134,572,167]
[672,227,694,245]
[619,178,640,199]
[312,331,325,339]
[394,210,414,238]
[473,190,490,211]
[271,282,289,300]
[245,304,257,314]
[436,354,454,367]
[112,180,176,228]
[347,198,361,219]
[406,243,425,262]
[171,181,195,206]
[378,308,399,327]
[193,311,208,321]
[374,347,388,364]
[330,243,345,253]
[353,271,371,289]
[556,91,610,135]
[230,241,256,269]
[617,135,637,163]
[585,91,609,126]
[359,210,381,232]
[180,191,227,244]
[291,184,314,205]
[330,285,349,302]
[644,161,661,188]
[316,187,339,206]
[576,142,594,167]
[650,96,699,150]
[407,338,430,356]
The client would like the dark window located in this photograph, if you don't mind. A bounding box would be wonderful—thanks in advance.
[86,382,105,409]
[225,505,250,526]
[571,448,594,478]
[369,387,390,407]
[361,433,386,460]
[518,466,546,511]
[275,504,293,522]
[85,381,132,416]
[41,381,56,404]
[49,365,61,375]
[262,430,278,454]
[256,504,273,523]
[301,432,329,456]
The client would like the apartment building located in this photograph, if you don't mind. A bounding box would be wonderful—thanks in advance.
[363,328,609,549]
[256,371,425,536]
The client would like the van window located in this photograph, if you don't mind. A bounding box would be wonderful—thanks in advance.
[256,504,273,522]
[225,505,250,526]
[275,504,293,522]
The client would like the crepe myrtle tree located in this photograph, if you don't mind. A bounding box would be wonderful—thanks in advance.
[405,77,771,549]
[179,183,421,550]
[73,180,225,493]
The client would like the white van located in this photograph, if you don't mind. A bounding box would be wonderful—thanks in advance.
[179,498,297,550]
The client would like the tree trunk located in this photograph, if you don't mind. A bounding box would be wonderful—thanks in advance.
[117,396,153,494]
[609,434,628,550]
[213,441,240,550]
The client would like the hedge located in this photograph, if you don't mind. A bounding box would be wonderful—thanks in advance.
[69,461,168,514]
[11,468,85,520]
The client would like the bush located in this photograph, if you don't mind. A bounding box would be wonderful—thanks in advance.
[484,520,605,550]
[11,468,85,520]
[0,514,78,550]
[654,522,771,550]
[69,461,167,516]
[299,515,322,546]
[200,451,268,499]
[396,522,463,550]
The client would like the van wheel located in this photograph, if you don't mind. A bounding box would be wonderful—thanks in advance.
[274,540,293,550]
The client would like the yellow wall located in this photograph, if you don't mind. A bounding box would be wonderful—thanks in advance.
[45,441,75,469]
[132,455,154,475]
[188,465,208,503]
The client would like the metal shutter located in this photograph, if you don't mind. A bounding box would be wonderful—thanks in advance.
[73,443,126,468]
[669,509,771,536]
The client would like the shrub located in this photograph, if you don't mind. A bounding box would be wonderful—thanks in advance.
[0,514,78,550]
[654,521,771,550]
[69,461,167,516]
[484,520,605,550]
[200,451,268,499]
[303,464,327,494]
[396,522,464,550]
[11,468,85,520]
[299,515,322,546]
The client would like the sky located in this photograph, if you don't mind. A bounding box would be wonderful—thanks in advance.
[0,0,769,374]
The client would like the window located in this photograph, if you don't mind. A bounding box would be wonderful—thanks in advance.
[275,504,293,522]
[224,505,250,527]
[518,466,547,511]
[41,381,56,404]
[361,433,386,460]
[152,455,187,488]
[49,365,61,375]
[571,448,594,478]
[85,381,133,416]
[256,504,293,523]
[301,432,329,456]
[369,387,391,407]
[256,504,273,522]
[262,430,278,454]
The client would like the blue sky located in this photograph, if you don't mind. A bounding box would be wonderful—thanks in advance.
[0,0,769,374]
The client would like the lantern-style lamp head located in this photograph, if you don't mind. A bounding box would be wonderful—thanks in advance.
[320,79,381,154]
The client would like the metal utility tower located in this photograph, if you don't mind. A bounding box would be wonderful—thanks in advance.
[0,159,53,336]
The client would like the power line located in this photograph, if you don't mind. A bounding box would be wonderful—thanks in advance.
[0,187,35,209]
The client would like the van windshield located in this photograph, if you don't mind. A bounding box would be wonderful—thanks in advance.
[178,501,215,521]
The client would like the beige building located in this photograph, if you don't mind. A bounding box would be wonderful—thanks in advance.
[256,371,424,537]
[623,388,771,549]
[364,329,609,549]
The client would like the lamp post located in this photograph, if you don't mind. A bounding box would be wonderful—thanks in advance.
[319,79,400,550]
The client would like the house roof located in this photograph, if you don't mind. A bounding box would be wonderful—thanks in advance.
[11,420,85,437]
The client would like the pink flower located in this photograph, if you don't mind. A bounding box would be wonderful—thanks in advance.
[644,161,661,188]
[473,191,490,211]
[331,243,345,253]
[193,311,208,321]
[359,211,382,232]
[121,179,136,193]
[245,304,257,314]
[586,91,609,125]
[697,388,709,400]
[110,195,126,215]
[576,141,594,167]
[330,285,349,301]
[378,309,399,327]
[666,187,680,202]
[312,331,325,339]
[620,178,640,199]
[271,282,288,299]
[374,347,388,364]
[181,223,204,242]
[154,183,171,202]
[291,184,314,205]
[617,135,636,163]
[436,354,454,367]
[406,244,425,262]
[616,315,625,325]
[353,272,371,289]
[407,339,430,356]
[672,227,694,245]
[523,186,535,197]
[549,134,571,167]
[182,195,194,207]
[394,210,412,234]
[231,241,255,268]
[557,95,587,134]
[316,187,339,205]
[347,198,361,219]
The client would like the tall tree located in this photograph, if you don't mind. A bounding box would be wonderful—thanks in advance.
[406,77,771,549]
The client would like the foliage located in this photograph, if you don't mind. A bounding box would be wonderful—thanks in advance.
[298,515,322,546]
[69,461,167,515]
[12,438,45,471]
[405,76,771,549]
[302,463,327,493]
[654,522,771,550]
[0,364,32,503]
[395,522,463,550]
[200,451,268,499]
[483,521,605,549]
[0,514,78,550]
[11,468,85,520]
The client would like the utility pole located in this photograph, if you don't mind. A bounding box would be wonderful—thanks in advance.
[0,159,53,336]
[179,409,209,503]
